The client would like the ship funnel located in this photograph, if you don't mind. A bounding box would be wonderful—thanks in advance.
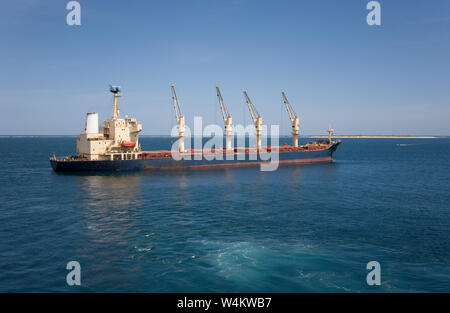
[85,113,99,134]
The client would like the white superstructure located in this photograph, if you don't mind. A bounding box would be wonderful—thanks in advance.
[85,113,99,134]
[76,86,143,160]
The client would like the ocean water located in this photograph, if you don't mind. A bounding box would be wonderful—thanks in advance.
[0,136,449,292]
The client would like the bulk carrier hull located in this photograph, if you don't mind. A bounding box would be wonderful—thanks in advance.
[50,85,342,172]
[50,142,340,172]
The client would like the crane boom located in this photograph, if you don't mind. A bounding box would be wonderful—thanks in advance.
[281,91,296,122]
[281,91,300,147]
[243,90,259,124]
[170,84,185,152]
[216,86,233,150]
[171,84,183,122]
[216,86,229,123]
[243,90,262,149]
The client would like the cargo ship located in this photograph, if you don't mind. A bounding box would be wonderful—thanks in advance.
[50,85,340,172]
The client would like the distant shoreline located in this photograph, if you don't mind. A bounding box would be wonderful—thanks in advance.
[310,135,438,139]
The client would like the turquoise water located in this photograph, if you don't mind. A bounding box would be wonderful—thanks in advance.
[0,137,449,292]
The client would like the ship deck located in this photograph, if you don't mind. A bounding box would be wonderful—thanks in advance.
[51,142,337,162]
[50,142,340,171]
[141,144,330,159]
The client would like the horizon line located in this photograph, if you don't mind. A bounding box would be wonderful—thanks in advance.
[0,134,447,138]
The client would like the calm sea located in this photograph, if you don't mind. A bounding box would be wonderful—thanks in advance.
[0,136,449,292]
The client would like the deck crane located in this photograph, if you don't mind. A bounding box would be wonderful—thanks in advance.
[243,91,262,150]
[216,86,233,151]
[171,84,186,153]
[281,91,300,147]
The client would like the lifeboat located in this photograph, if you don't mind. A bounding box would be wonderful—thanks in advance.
[121,140,136,148]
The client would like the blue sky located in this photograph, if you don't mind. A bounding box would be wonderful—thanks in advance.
[0,0,449,135]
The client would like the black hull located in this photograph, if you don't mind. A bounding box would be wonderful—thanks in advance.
[51,142,340,172]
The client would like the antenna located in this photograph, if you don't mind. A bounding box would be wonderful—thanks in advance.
[109,85,121,94]
[109,84,122,119]
[328,120,334,144]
